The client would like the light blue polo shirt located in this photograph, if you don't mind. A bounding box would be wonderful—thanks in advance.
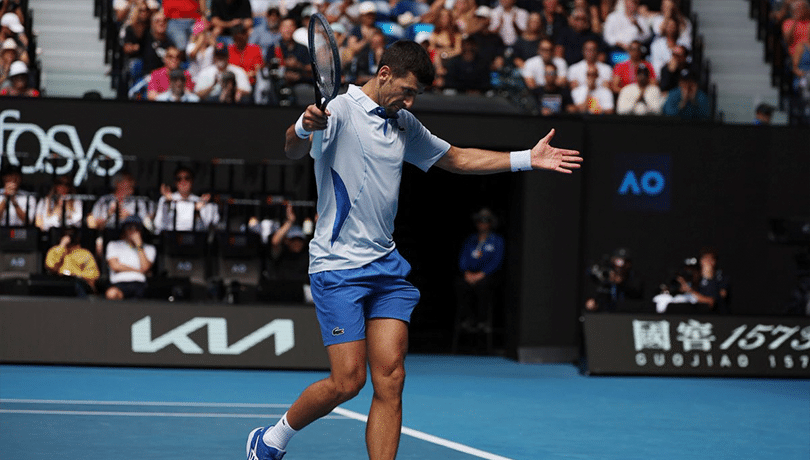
[308,85,451,274]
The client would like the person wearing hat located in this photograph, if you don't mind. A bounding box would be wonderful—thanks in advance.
[662,67,710,120]
[585,247,643,312]
[0,60,38,97]
[454,207,505,344]
[195,41,251,102]
[0,163,37,226]
[347,1,378,55]
[616,63,663,115]
[0,37,18,89]
[105,215,156,300]
[155,68,201,102]
[147,44,195,100]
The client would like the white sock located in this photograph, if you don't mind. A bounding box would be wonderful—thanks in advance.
[262,412,298,450]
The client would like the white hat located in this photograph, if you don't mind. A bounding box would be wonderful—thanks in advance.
[330,22,347,35]
[414,31,431,44]
[8,60,28,78]
[359,1,377,14]
[2,38,17,51]
[1,13,23,34]
[474,5,491,17]
[293,27,309,47]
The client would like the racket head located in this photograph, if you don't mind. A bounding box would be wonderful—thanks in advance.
[307,13,342,109]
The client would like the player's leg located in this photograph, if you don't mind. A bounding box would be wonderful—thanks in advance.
[365,318,409,460]
[285,339,368,430]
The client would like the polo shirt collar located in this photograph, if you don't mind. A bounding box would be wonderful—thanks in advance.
[348,84,383,116]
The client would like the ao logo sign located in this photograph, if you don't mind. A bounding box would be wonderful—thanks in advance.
[0,109,124,187]
[618,170,666,196]
[131,316,295,355]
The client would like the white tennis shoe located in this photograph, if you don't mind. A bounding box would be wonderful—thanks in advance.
[246,426,286,460]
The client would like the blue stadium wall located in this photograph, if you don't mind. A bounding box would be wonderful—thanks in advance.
[1,98,808,363]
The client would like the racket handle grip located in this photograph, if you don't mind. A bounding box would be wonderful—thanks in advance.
[310,130,324,160]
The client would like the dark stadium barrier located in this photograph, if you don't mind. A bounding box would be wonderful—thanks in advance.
[0,297,329,370]
[583,313,810,377]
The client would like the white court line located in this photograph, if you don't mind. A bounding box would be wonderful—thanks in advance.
[1,399,513,459]
[0,409,345,420]
[332,407,514,460]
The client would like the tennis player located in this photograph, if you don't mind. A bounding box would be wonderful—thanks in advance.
[247,40,582,460]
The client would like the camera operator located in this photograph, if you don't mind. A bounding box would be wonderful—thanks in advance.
[585,247,644,312]
[654,247,730,314]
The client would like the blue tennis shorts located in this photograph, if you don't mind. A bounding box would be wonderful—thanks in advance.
[309,249,421,346]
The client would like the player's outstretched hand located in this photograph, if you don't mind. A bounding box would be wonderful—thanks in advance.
[531,129,583,174]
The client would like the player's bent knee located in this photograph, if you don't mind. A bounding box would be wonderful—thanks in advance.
[331,371,366,402]
[372,365,406,400]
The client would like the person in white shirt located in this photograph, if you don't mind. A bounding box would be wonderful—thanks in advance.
[195,43,252,102]
[153,165,219,233]
[602,0,652,52]
[35,175,83,231]
[616,64,663,114]
[522,38,569,88]
[105,215,156,299]
[0,164,37,227]
[567,38,613,89]
[488,0,529,46]
[572,65,615,114]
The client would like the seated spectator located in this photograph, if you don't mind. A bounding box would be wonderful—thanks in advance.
[572,65,615,114]
[585,247,643,312]
[470,7,507,76]
[325,0,361,33]
[616,64,663,114]
[156,68,201,101]
[143,11,176,76]
[648,0,691,46]
[163,0,204,51]
[210,0,253,40]
[249,7,282,55]
[442,37,491,94]
[0,60,38,97]
[754,102,775,125]
[602,0,652,52]
[662,68,710,120]
[35,175,83,231]
[228,23,264,86]
[512,11,545,69]
[654,247,730,314]
[657,43,689,92]
[0,37,18,90]
[557,7,608,65]
[147,45,194,100]
[523,37,568,87]
[783,0,810,57]
[528,62,575,115]
[45,227,100,297]
[540,0,570,43]
[267,17,311,94]
[428,8,463,68]
[0,163,36,226]
[121,0,152,85]
[489,0,529,47]
[87,170,155,232]
[352,27,387,85]
[347,2,378,56]
[452,0,489,37]
[105,215,156,300]
[267,204,309,289]
[649,17,689,77]
[1,12,29,64]
[196,42,252,102]
[186,19,215,82]
[567,38,612,89]
[610,40,655,93]
[153,165,219,233]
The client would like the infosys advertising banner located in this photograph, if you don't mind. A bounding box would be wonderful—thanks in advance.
[0,297,329,370]
[584,313,810,377]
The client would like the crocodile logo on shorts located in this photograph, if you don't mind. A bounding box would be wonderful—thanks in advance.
[331,327,345,336]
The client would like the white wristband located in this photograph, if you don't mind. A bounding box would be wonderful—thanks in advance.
[294,113,311,139]
[510,150,532,172]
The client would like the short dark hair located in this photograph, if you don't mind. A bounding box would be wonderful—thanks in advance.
[173,165,194,180]
[378,40,435,87]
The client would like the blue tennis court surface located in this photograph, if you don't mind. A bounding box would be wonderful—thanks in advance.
[1,355,808,459]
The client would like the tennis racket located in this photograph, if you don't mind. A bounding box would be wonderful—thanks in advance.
[307,13,342,160]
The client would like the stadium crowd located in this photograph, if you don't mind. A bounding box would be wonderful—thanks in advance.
[0,0,37,97]
[108,0,712,119]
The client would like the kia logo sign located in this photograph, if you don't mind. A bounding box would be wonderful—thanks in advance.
[0,109,124,186]
[613,154,671,212]
[131,316,295,356]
